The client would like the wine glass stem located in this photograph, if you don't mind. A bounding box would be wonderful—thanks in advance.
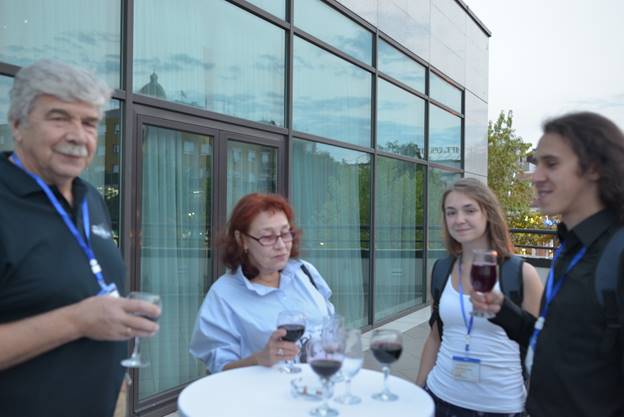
[131,336,141,359]
[345,378,352,396]
[322,378,330,411]
[382,366,391,395]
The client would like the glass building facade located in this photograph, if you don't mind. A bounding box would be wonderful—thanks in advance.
[0,0,489,415]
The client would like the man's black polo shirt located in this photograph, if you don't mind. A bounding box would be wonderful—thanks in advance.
[0,152,126,417]
[492,209,624,417]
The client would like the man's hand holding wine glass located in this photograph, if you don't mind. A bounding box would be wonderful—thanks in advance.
[71,294,161,341]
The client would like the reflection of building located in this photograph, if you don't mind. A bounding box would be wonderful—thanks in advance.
[0,1,490,415]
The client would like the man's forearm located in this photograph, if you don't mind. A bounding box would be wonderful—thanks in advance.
[489,296,537,348]
[0,304,82,370]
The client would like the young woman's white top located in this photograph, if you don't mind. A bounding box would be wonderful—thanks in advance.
[426,277,526,413]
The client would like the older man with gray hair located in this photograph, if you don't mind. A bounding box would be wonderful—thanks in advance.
[0,60,160,417]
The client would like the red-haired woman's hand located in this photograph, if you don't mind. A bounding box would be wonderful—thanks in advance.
[254,328,299,367]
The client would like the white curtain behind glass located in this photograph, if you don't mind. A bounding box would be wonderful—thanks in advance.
[291,140,369,328]
[139,126,210,399]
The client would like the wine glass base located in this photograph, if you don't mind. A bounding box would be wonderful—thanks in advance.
[334,393,361,405]
[279,365,302,374]
[309,406,339,417]
[121,358,149,368]
[372,391,398,401]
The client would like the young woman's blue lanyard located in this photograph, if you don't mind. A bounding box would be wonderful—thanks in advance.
[457,259,474,354]
[11,154,118,296]
[525,242,586,375]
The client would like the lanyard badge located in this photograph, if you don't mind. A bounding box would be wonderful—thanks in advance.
[452,259,481,383]
[11,154,119,297]
[525,243,586,376]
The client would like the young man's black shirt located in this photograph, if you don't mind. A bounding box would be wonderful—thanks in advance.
[491,209,624,417]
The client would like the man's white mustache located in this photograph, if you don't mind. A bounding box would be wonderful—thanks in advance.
[54,143,88,157]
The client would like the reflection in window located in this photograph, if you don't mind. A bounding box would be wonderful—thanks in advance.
[246,0,285,19]
[295,0,372,65]
[290,139,370,327]
[375,157,425,321]
[0,1,121,88]
[430,73,462,113]
[377,79,425,158]
[293,37,371,147]
[429,105,462,168]
[0,76,13,153]
[378,40,425,93]
[227,141,277,215]
[427,168,460,265]
[134,0,285,127]
[139,125,212,400]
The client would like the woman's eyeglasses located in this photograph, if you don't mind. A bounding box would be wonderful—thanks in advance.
[243,230,295,247]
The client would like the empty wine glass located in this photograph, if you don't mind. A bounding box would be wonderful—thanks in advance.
[470,249,498,318]
[370,329,403,401]
[307,334,345,417]
[277,310,306,373]
[334,329,363,405]
[121,292,161,368]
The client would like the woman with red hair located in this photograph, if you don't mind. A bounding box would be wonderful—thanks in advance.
[190,193,334,373]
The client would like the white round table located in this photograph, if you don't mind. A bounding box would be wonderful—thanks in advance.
[178,364,434,417]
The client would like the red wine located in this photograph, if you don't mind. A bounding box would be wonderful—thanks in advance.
[310,359,342,379]
[470,263,497,292]
[371,342,402,364]
[279,324,305,342]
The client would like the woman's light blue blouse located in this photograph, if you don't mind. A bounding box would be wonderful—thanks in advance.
[189,259,335,373]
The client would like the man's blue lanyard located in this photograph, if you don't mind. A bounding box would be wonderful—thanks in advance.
[525,242,586,375]
[11,154,114,296]
[457,259,474,354]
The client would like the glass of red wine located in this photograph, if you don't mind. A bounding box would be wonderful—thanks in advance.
[121,292,161,368]
[307,334,345,416]
[370,329,402,401]
[277,310,306,374]
[470,249,498,318]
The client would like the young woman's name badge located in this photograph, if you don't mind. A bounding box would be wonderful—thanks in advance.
[451,355,481,382]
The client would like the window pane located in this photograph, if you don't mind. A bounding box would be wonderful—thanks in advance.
[0,1,121,88]
[227,141,277,215]
[139,126,212,399]
[0,80,122,241]
[291,139,370,327]
[134,0,285,127]
[375,157,425,321]
[378,39,425,93]
[430,72,462,113]
[0,76,13,152]
[246,0,285,19]
[429,105,461,168]
[293,37,371,147]
[295,0,372,65]
[377,79,425,158]
[427,168,460,265]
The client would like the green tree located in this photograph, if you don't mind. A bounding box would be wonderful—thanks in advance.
[487,110,555,253]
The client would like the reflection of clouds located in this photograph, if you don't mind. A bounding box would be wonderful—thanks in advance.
[295,96,370,112]
[170,53,214,71]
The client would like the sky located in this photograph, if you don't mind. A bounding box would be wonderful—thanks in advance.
[465,0,624,146]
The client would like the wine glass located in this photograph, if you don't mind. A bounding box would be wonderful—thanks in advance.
[322,315,346,382]
[370,329,403,401]
[277,310,306,374]
[307,334,345,417]
[334,329,363,405]
[470,249,498,318]
[121,292,161,368]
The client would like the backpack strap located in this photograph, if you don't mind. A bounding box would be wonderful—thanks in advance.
[499,255,524,306]
[300,263,319,290]
[595,228,624,374]
[429,256,455,337]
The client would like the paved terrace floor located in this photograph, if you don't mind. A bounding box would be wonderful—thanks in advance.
[164,307,432,417]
